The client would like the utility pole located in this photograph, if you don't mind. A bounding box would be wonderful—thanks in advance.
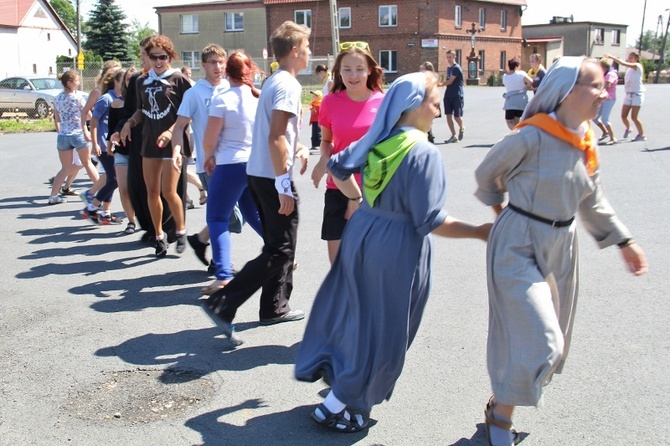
[76,0,81,55]
[655,9,670,84]
[329,0,340,58]
[639,0,647,55]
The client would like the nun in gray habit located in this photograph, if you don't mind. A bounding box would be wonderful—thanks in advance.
[295,72,489,433]
[474,56,647,446]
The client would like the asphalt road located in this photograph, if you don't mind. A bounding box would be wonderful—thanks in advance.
[0,84,667,446]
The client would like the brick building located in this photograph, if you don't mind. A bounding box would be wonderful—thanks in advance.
[264,0,527,84]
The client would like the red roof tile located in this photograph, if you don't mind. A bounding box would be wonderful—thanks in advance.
[0,0,34,27]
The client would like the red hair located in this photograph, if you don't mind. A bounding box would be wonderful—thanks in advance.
[225,52,260,98]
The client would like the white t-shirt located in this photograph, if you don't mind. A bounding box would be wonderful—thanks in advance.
[502,70,528,92]
[624,63,645,94]
[247,69,301,179]
[208,85,257,165]
[322,76,333,96]
[177,78,230,173]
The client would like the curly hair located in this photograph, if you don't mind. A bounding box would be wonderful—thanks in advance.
[144,35,178,61]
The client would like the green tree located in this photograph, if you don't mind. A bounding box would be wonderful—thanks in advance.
[49,0,77,36]
[128,19,156,59]
[83,0,131,60]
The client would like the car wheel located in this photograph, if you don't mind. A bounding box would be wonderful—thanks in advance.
[32,99,50,119]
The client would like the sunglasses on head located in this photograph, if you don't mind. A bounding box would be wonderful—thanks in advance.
[339,41,370,52]
[149,54,169,61]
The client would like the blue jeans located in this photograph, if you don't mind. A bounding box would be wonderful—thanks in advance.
[207,163,262,280]
[95,151,117,203]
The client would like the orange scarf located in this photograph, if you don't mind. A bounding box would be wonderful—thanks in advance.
[515,113,598,175]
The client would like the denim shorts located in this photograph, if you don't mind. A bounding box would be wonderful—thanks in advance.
[56,133,89,151]
[114,152,129,166]
[623,92,644,107]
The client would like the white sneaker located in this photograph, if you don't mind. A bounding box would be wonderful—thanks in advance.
[48,196,66,205]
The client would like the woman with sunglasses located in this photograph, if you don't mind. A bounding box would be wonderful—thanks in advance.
[296,71,490,432]
[120,34,192,257]
[311,41,385,263]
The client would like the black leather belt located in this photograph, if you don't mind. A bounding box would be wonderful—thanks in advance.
[507,203,575,228]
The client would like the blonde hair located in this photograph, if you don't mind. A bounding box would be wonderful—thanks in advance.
[270,21,310,60]
[94,60,122,88]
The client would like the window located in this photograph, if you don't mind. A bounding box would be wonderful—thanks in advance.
[500,10,507,31]
[478,50,485,72]
[295,10,312,28]
[594,28,604,44]
[32,64,37,74]
[455,49,462,66]
[479,8,486,29]
[455,5,462,28]
[47,33,51,41]
[339,7,351,28]
[181,51,201,70]
[180,15,199,33]
[379,50,397,73]
[225,12,244,31]
[68,48,72,56]
[611,29,621,45]
[379,5,398,27]
[500,51,507,70]
[49,66,53,75]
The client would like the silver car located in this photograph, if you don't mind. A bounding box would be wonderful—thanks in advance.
[0,76,62,119]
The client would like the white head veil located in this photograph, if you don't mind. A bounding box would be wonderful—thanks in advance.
[521,56,585,121]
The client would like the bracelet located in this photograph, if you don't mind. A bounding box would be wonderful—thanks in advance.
[617,238,635,248]
[349,196,362,201]
[127,118,137,127]
[165,129,172,134]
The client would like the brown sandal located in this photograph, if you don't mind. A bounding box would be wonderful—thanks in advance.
[484,396,520,445]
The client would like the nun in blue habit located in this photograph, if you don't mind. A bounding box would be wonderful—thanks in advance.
[295,72,490,433]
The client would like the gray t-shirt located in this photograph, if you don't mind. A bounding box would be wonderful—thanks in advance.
[247,69,302,179]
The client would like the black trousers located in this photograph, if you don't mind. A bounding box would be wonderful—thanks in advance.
[311,122,321,148]
[207,175,299,321]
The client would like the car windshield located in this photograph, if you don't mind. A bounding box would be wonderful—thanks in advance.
[30,78,60,90]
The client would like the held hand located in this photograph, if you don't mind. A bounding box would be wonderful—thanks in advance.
[620,243,648,276]
[108,143,115,154]
[311,157,328,188]
[278,193,295,215]
[119,123,132,145]
[171,152,182,172]
[344,199,361,220]
[204,156,216,176]
[110,132,122,147]
[157,130,172,149]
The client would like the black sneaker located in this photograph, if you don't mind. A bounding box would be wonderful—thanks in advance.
[176,233,187,254]
[187,234,209,265]
[207,260,215,275]
[155,238,168,258]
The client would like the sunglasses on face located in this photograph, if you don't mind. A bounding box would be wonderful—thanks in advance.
[339,41,370,52]
[149,54,169,61]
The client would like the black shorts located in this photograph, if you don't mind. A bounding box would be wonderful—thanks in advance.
[321,188,349,240]
[443,95,464,117]
[505,109,524,120]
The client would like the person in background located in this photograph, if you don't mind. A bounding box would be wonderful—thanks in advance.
[502,58,533,130]
[474,57,647,446]
[528,53,547,94]
[315,63,333,96]
[308,90,322,151]
[295,71,490,433]
[311,40,385,264]
[443,49,465,143]
[419,61,438,143]
[171,44,231,270]
[181,66,195,86]
[605,51,646,141]
[592,57,618,145]
[49,70,96,205]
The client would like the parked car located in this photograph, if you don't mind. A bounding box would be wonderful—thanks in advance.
[0,76,62,119]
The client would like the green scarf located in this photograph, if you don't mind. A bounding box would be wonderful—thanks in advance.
[363,128,427,207]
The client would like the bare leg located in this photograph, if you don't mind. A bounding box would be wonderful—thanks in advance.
[143,158,165,237]
[605,123,617,142]
[327,239,341,265]
[621,104,632,132]
[445,114,456,137]
[76,147,99,184]
[50,150,77,197]
[454,116,464,133]
[198,226,210,243]
[115,165,136,223]
[630,106,645,135]
[160,158,185,232]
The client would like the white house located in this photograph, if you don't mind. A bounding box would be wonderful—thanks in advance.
[0,0,78,78]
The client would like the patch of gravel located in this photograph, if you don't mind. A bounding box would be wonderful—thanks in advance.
[65,368,215,424]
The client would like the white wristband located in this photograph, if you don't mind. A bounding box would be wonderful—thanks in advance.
[274,173,293,197]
